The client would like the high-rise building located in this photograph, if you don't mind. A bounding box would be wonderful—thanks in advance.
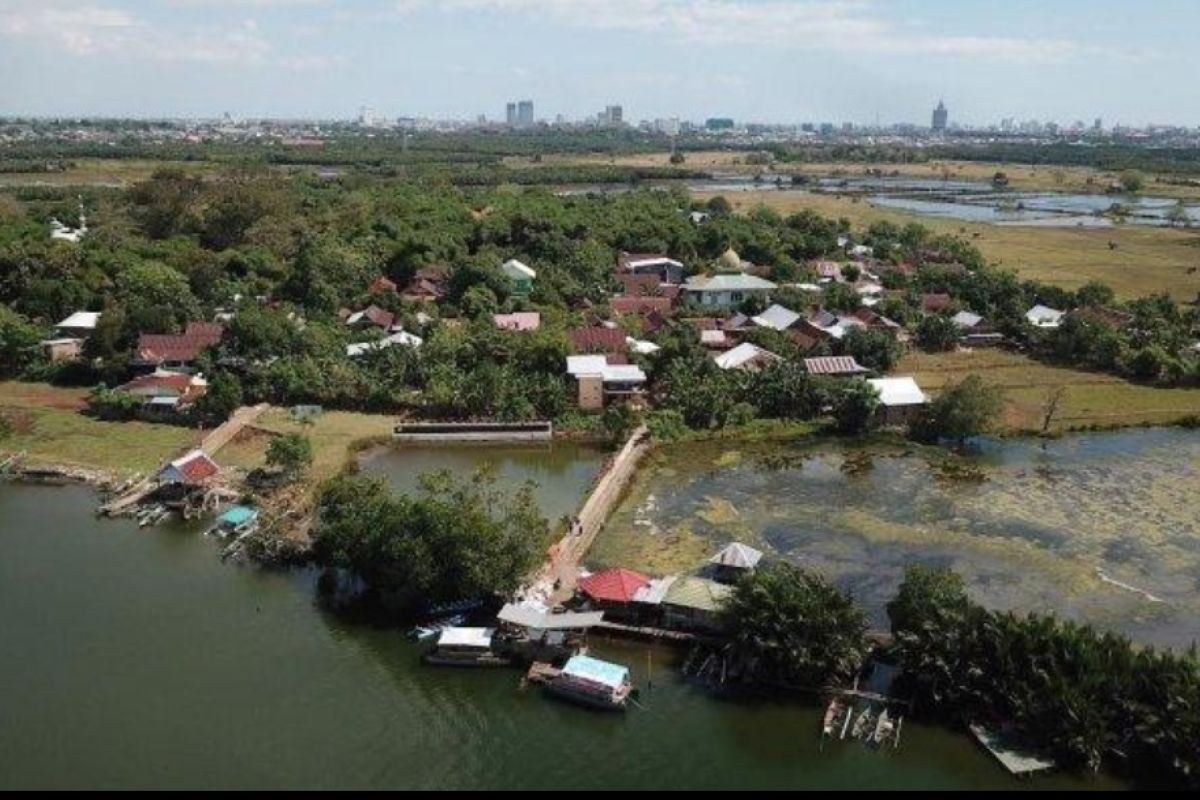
[505,102,517,127]
[931,99,948,132]
[605,105,623,126]
[517,100,534,128]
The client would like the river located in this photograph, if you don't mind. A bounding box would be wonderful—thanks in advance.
[0,437,1140,789]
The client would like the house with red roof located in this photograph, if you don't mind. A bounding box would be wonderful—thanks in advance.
[921,293,953,315]
[569,326,628,355]
[156,449,220,487]
[369,276,398,294]
[577,568,651,621]
[115,370,209,412]
[134,322,224,372]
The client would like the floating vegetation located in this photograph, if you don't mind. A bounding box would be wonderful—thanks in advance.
[713,450,742,468]
[596,429,1200,646]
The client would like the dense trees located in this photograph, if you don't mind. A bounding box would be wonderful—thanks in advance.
[266,432,313,481]
[311,469,549,611]
[910,374,1004,444]
[724,562,871,688]
[889,565,1200,781]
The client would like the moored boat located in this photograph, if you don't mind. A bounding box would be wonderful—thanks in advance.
[422,627,511,667]
[534,654,633,711]
[822,698,846,737]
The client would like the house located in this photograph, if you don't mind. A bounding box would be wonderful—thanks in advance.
[135,322,224,372]
[814,260,843,283]
[751,303,801,332]
[683,274,777,308]
[400,268,446,304]
[867,377,929,426]
[569,326,627,355]
[577,568,651,623]
[618,252,684,285]
[40,311,101,362]
[115,370,209,412]
[1026,304,1065,329]
[850,306,902,336]
[342,305,396,331]
[369,276,398,294]
[953,311,1004,347]
[803,356,870,377]
[493,312,541,331]
[922,293,953,315]
[346,330,423,358]
[502,259,536,296]
[798,309,867,342]
[611,295,674,319]
[707,542,763,584]
[156,449,220,487]
[54,311,100,339]
[700,329,732,349]
[566,355,647,410]
[661,576,733,633]
[714,342,781,372]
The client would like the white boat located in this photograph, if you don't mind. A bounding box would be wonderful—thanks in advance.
[872,709,893,746]
[422,627,510,666]
[407,613,466,641]
[851,707,874,740]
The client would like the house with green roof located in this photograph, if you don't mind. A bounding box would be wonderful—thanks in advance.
[661,575,733,633]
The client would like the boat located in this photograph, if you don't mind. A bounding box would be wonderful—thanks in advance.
[851,707,875,740]
[871,708,893,747]
[822,699,846,737]
[137,504,169,528]
[407,613,466,641]
[206,505,259,539]
[533,654,633,711]
[422,627,511,667]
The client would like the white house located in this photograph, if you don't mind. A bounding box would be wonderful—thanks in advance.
[867,377,929,426]
[714,342,781,372]
[566,355,647,410]
[346,330,423,358]
[683,274,777,308]
[1026,304,1065,329]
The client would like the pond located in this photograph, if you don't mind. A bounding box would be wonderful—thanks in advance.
[595,428,1200,648]
[0,481,1123,789]
[357,440,609,525]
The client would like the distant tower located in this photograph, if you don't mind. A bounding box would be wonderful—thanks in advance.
[517,100,534,128]
[506,102,517,127]
[931,99,949,133]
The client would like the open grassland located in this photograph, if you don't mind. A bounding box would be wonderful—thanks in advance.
[0,159,221,188]
[224,407,396,485]
[695,189,1200,301]
[895,350,1200,432]
[0,381,200,474]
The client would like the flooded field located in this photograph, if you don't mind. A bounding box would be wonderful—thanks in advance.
[596,429,1200,648]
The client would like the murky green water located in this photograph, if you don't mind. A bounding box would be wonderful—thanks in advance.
[599,428,1200,649]
[0,434,1140,789]
[358,441,609,526]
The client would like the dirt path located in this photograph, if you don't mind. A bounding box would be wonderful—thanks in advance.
[200,404,271,455]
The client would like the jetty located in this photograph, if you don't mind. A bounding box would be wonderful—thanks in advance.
[969,723,1055,777]
[533,425,651,605]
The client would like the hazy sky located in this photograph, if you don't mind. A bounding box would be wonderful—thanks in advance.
[2,0,1198,126]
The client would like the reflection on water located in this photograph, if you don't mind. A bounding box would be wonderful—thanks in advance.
[599,429,1200,648]
[358,441,608,524]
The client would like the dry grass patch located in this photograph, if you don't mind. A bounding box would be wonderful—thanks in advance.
[896,350,1200,432]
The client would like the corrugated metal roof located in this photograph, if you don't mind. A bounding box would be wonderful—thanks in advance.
[803,356,869,375]
[562,655,629,689]
[709,542,763,569]
[663,576,733,612]
[497,604,604,630]
[578,568,650,603]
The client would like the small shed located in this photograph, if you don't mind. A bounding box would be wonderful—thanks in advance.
[661,576,733,633]
[708,542,764,582]
[156,449,220,487]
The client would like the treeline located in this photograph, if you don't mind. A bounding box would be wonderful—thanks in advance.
[723,562,1200,785]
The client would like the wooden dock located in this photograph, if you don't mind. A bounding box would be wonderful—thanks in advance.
[593,620,701,644]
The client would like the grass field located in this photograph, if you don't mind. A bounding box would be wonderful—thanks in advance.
[219,407,396,485]
[694,189,1200,301]
[0,382,201,474]
[895,350,1200,432]
[0,159,221,188]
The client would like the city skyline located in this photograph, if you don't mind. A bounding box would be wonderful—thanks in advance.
[1,1,1200,126]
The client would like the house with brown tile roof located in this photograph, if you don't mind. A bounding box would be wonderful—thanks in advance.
[569,326,628,355]
[135,322,224,372]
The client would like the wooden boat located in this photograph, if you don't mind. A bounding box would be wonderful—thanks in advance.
[422,627,511,667]
[534,655,633,711]
[872,708,893,747]
[822,699,846,737]
[851,707,875,740]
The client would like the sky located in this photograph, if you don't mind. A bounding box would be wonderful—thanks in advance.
[1,0,1199,126]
